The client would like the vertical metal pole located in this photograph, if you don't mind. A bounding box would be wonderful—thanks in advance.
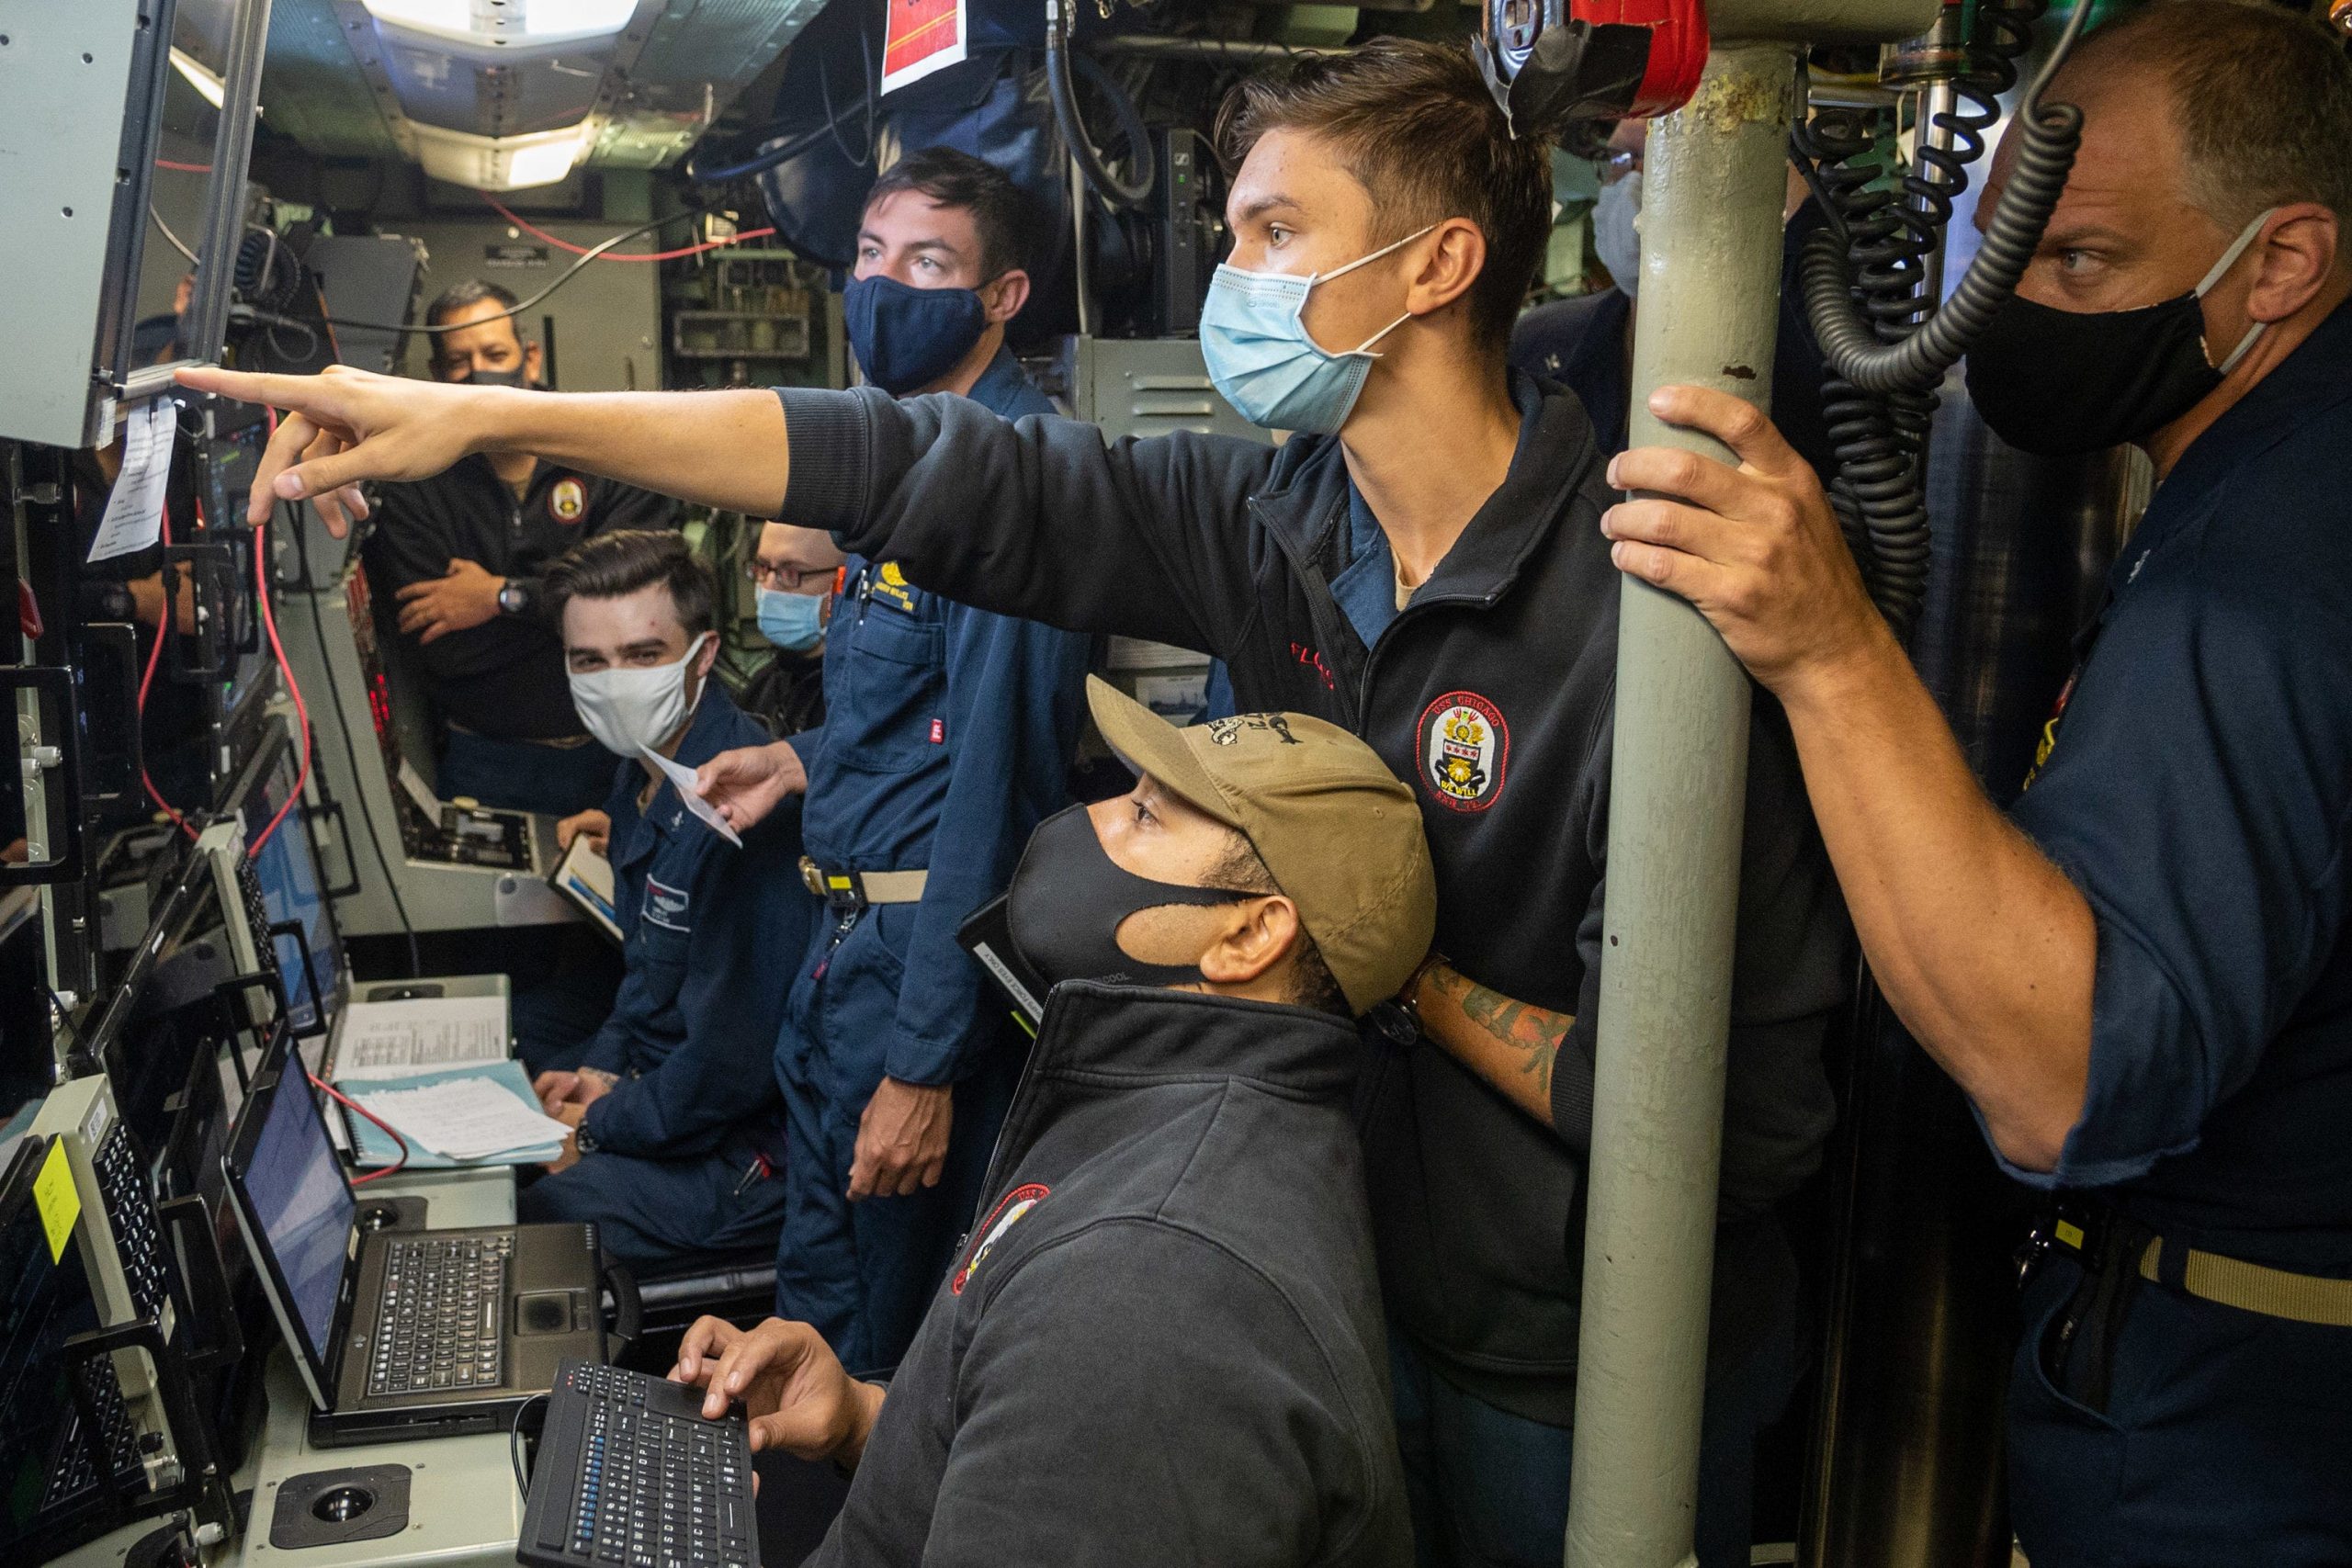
[1566,42,1800,1568]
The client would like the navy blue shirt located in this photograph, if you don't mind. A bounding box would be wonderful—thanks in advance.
[795,348,1091,1084]
[578,682,801,1160]
[2006,300,2352,1274]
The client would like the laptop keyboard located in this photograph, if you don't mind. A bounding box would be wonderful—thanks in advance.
[93,1126,171,1324]
[44,1358,141,1507]
[367,1233,513,1396]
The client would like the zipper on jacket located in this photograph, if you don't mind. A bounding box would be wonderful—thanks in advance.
[960,1002,1060,1243]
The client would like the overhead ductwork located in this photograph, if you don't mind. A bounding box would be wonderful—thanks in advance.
[262,0,832,190]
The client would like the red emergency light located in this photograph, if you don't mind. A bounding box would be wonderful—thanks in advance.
[1480,0,1709,130]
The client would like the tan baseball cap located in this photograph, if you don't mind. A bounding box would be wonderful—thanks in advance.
[1085,676,1437,1013]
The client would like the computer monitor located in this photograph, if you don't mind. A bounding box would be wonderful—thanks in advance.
[242,746,345,1038]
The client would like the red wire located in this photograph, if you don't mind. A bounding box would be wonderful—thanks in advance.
[476,193,775,262]
[154,159,214,174]
[310,1073,410,1185]
[136,508,198,840]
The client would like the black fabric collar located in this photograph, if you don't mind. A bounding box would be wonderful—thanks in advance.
[1250,376,1600,610]
[1028,981,1363,1100]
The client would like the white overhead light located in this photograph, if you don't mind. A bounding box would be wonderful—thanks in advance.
[169,46,228,110]
[409,120,589,191]
[360,0,638,50]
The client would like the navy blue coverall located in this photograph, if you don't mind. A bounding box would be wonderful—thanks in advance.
[1999,300,2352,1566]
[773,348,1090,1372]
[517,683,807,1269]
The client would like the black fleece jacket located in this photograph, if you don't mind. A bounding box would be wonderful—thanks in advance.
[774,378,1846,1421]
[808,984,1411,1568]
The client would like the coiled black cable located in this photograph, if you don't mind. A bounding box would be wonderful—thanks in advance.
[1046,0,1157,210]
[1794,0,2090,637]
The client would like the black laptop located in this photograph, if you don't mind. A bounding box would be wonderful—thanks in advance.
[0,1138,149,1561]
[220,1032,606,1446]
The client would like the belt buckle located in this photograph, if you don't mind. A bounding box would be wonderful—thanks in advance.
[798,857,866,911]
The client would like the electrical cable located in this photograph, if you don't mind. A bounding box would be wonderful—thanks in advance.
[682,69,880,184]
[285,496,424,979]
[1046,0,1157,211]
[820,28,877,170]
[308,1072,409,1184]
[244,505,313,859]
[1792,0,2088,637]
[510,1391,549,1496]
[136,508,199,841]
[150,207,200,265]
[474,194,775,263]
[1802,0,2093,393]
[321,207,761,334]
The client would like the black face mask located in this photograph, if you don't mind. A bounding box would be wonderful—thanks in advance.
[448,364,530,389]
[1005,804,1257,991]
[1962,209,2272,457]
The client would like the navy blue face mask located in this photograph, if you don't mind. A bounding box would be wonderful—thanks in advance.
[844,274,990,396]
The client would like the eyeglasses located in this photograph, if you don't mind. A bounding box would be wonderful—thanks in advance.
[1597,148,1642,184]
[745,558,830,592]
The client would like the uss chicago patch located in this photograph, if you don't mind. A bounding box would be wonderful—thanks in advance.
[550,476,587,524]
[1418,691,1509,813]
[952,1182,1049,1295]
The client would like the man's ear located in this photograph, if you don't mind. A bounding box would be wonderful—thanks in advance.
[983,269,1031,326]
[1196,895,1304,989]
[1405,218,1487,321]
[693,628,721,682]
[524,339,546,385]
[2246,203,2340,323]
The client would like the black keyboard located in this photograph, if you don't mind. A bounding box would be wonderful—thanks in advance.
[521,1359,759,1568]
[43,1356,141,1508]
[92,1126,171,1325]
[366,1233,512,1396]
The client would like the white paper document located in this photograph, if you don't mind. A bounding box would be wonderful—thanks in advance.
[87,400,178,563]
[346,1077,574,1161]
[333,996,510,1078]
[639,747,742,846]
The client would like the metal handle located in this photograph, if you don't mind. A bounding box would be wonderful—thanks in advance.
[1,665,85,886]
[78,622,144,807]
[156,1195,244,1374]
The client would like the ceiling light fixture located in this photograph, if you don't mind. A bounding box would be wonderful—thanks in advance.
[359,0,638,51]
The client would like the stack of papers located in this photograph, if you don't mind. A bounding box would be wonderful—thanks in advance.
[334,996,511,1077]
[341,1061,571,1169]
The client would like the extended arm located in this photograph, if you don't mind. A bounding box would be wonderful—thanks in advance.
[174,365,790,529]
[1602,387,2092,1168]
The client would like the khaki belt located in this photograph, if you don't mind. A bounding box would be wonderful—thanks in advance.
[799,857,927,910]
[2139,1235,2352,1328]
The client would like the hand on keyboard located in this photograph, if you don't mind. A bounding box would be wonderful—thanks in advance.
[668,1317,887,1471]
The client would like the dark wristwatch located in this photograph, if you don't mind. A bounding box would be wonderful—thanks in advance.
[495,577,537,617]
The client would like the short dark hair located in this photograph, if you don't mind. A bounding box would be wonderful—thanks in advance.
[864,146,1033,281]
[424,277,524,333]
[1215,37,1554,351]
[546,530,715,638]
[1213,834,1347,1017]
[2066,0,2352,239]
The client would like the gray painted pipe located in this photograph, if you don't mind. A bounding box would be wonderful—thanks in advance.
[1566,43,1802,1568]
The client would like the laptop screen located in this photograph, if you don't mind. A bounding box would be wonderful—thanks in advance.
[243,749,343,1036]
[237,1056,353,1364]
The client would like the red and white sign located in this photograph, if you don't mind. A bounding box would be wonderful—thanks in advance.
[880,0,967,96]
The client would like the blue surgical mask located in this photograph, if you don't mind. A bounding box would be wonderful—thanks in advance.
[1594,173,1643,299]
[844,274,989,396]
[756,586,826,653]
[1200,224,1435,434]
